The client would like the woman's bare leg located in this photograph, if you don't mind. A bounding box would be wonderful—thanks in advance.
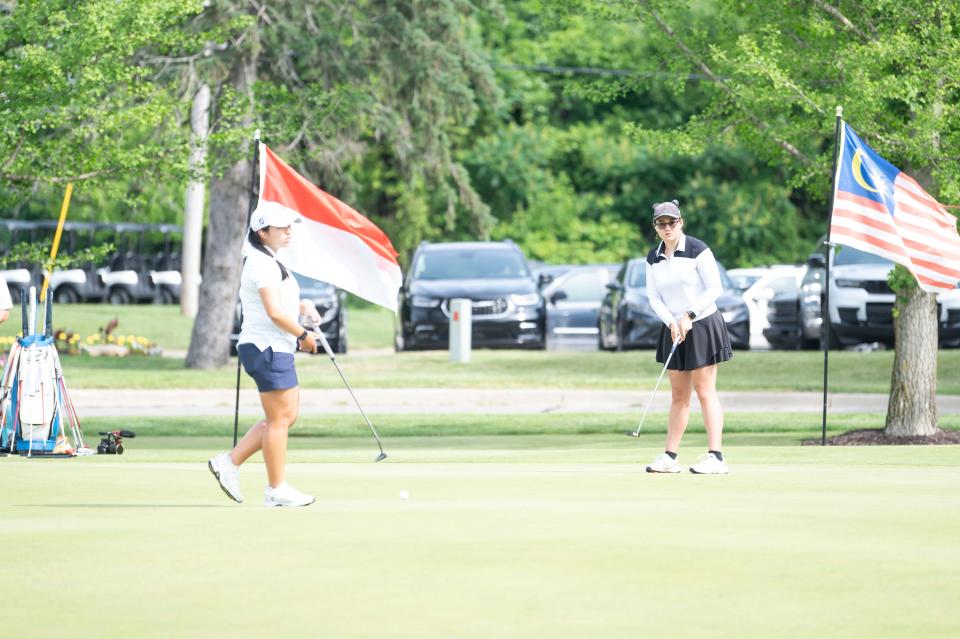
[665,370,693,453]
[257,387,299,488]
[691,364,723,451]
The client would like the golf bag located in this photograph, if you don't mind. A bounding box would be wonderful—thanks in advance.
[0,287,87,457]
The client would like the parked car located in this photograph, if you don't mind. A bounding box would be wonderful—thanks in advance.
[532,264,576,289]
[726,267,770,294]
[541,265,619,349]
[799,240,960,348]
[394,240,545,350]
[732,265,806,349]
[764,289,810,349]
[230,272,347,354]
[598,258,750,350]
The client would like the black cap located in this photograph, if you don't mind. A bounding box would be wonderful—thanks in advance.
[652,200,681,220]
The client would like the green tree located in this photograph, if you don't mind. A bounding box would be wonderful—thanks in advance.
[0,1,220,196]
[585,0,960,437]
[463,1,818,266]
[180,1,503,367]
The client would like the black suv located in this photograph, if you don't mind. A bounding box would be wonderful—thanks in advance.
[394,241,545,350]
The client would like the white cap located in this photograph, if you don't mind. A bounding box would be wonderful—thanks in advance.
[249,202,301,231]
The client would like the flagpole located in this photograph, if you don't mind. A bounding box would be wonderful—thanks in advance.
[233,129,261,448]
[821,107,843,445]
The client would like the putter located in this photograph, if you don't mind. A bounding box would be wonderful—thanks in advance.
[625,336,681,437]
[309,326,388,462]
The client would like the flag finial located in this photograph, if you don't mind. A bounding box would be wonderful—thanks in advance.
[835,106,843,117]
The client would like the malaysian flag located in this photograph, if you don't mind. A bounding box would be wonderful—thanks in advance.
[830,122,960,293]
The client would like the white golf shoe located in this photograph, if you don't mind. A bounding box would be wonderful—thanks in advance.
[264,482,315,507]
[208,452,244,503]
[689,452,729,475]
[645,452,682,473]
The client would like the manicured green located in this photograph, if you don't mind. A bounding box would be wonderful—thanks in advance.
[1,436,958,639]
[87,412,960,440]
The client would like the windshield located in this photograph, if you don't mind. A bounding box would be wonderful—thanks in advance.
[730,274,762,292]
[293,273,335,292]
[626,262,646,288]
[833,245,893,267]
[413,248,530,280]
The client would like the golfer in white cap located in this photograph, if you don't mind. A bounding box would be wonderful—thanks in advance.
[208,205,321,506]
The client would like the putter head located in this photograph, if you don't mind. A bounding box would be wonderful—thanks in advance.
[375,452,388,462]
[625,431,640,437]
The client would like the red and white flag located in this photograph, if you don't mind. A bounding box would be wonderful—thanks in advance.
[253,144,402,311]
[831,123,960,293]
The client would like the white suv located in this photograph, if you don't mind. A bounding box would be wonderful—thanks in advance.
[800,241,960,347]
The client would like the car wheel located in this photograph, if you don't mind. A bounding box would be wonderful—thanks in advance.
[53,286,80,304]
[598,321,613,352]
[158,287,176,304]
[394,331,406,352]
[108,287,133,305]
[335,312,347,354]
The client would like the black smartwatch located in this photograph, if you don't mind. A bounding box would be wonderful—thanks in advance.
[686,310,696,320]
[297,329,308,342]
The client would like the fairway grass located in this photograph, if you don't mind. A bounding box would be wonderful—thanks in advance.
[2,436,958,639]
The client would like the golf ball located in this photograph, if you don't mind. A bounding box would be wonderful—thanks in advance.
[399,490,409,500]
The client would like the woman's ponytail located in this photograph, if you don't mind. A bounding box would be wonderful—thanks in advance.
[247,229,290,280]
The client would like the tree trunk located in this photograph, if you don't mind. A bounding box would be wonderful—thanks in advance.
[885,285,940,436]
[185,41,258,368]
[181,83,210,319]
[184,156,251,368]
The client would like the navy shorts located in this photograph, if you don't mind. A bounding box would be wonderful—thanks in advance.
[237,344,298,392]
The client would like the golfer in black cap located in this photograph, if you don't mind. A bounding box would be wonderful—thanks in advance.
[644,200,731,474]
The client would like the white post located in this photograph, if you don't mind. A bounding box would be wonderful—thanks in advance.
[181,83,210,318]
[449,298,472,364]
[27,286,36,336]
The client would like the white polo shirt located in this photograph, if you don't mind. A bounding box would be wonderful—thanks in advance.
[238,247,300,353]
[646,233,722,326]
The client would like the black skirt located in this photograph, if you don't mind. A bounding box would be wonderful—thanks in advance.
[656,311,732,371]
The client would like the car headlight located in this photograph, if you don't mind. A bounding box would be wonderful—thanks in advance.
[836,279,865,289]
[411,295,441,308]
[511,292,540,306]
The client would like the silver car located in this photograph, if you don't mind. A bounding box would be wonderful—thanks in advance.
[542,265,619,350]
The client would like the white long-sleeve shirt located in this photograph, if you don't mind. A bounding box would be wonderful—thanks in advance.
[646,234,722,326]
